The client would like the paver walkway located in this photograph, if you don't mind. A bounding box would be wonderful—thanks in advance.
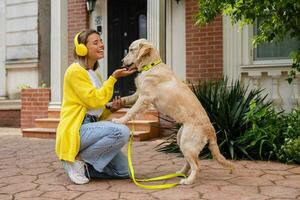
[0,128,299,200]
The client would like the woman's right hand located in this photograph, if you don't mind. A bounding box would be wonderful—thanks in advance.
[111,68,137,79]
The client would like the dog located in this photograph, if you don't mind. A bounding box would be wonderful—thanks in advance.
[112,39,234,185]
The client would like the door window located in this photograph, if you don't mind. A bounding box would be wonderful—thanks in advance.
[138,14,147,38]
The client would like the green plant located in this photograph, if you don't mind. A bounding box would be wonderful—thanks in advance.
[194,0,300,82]
[156,78,272,160]
[278,137,300,164]
[236,100,285,160]
[277,108,300,163]
[192,78,272,159]
[17,83,31,91]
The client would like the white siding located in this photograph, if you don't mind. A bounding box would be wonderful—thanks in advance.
[6,0,36,5]
[6,1,37,18]
[6,30,38,46]
[4,0,39,99]
[6,45,38,60]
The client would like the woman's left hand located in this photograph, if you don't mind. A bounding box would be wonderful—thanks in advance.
[110,96,125,112]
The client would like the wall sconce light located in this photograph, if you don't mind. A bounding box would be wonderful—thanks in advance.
[86,0,96,13]
[175,0,181,4]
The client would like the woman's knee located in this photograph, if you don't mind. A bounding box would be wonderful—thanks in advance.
[114,124,130,144]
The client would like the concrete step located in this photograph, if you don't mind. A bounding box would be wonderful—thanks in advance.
[22,128,56,139]
[107,108,159,121]
[48,108,60,118]
[22,128,156,141]
[46,108,159,121]
[132,131,156,141]
[125,120,159,132]
[35,118,59,128]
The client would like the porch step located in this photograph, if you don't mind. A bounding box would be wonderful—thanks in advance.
[22,108,161,141]
[35,118,59,128]
[22,128,56,139]
[48,108,60,118]
[107,108,159,121]
[22,128,155,141]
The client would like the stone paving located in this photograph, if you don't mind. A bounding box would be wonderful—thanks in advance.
[0,128,299,200]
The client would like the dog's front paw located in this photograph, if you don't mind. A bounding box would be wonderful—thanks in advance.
[112,118,126,124]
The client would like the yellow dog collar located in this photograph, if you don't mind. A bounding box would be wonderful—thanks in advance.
[140,59,162,72]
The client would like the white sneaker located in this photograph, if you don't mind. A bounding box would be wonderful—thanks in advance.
[61,160,89,184]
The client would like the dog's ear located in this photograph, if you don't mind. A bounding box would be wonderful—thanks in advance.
[137,42,152,61]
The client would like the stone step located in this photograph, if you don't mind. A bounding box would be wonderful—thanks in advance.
[125,120,159,132]
[22,128,156,141]
[22,128,56,139]
[48,108,60,118]
[47,108,159,121]
[34,117,160,132]
[35,118,59,128]
[107,108,159,121]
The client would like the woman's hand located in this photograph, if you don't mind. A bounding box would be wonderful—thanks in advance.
[111,68,137,79]
[110,96,125,112]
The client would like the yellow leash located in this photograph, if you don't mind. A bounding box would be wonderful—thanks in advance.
[127,130,186,189]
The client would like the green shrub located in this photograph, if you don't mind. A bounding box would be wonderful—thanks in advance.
[277,108,300,163]
[279,137,300,164]
[236,100,286,160]
[156,78,272,159]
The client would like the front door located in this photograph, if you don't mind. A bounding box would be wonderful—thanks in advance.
[108,0,147,97]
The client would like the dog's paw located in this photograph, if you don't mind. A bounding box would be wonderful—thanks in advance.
[112,118,125,124]
[180,178,193,185]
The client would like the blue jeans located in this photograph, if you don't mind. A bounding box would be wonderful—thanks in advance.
[79,116,130,179]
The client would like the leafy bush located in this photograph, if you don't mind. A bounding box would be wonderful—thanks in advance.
[279,138,300,164]
[156,78,272,159]
[236,100,286,160]
[277,108,300,163]
[191,78,272,159]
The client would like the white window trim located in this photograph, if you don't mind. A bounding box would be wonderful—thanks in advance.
[223,15,294,82]
[241,23,293,67]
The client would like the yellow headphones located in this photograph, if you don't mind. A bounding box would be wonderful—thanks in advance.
[74,32,88,56]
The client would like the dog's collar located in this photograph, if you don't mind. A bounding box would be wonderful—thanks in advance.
[140,59,162,72]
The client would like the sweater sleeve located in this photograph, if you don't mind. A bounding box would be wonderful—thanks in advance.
[67,67,117,109]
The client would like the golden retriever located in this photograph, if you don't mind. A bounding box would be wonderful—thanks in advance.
[112,39,234,185]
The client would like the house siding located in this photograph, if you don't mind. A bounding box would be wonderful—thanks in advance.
[185,0,223,83]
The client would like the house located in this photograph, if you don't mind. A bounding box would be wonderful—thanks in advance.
[0,0,298,130]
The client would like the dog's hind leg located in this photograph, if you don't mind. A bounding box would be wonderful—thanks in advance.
[179,125,207,185]
[176,126,190,175]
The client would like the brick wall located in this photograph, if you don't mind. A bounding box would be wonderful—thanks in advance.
[21,88,51,129]
[0,110,20,128]
[68,0,89,65]
[185,0,223,83]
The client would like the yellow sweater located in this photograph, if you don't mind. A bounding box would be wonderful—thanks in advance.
[56,63,117,162]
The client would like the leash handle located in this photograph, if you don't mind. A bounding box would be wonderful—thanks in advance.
[127,131,186,190]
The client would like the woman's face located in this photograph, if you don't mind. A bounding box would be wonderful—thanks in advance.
[86,33,104,61]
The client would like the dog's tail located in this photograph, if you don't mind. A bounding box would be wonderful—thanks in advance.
[208,135,235,173]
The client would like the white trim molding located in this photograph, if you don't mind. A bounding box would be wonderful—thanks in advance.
[223,15,298,111]
[166,0,186,81]
[49,0,68,108]
[0,0,6,99]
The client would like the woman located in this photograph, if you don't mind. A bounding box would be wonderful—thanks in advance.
[56,29,136,184]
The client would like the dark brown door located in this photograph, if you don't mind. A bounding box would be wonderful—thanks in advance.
[108,0,147,97]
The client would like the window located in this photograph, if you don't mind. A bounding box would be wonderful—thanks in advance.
[253,21,299,61]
